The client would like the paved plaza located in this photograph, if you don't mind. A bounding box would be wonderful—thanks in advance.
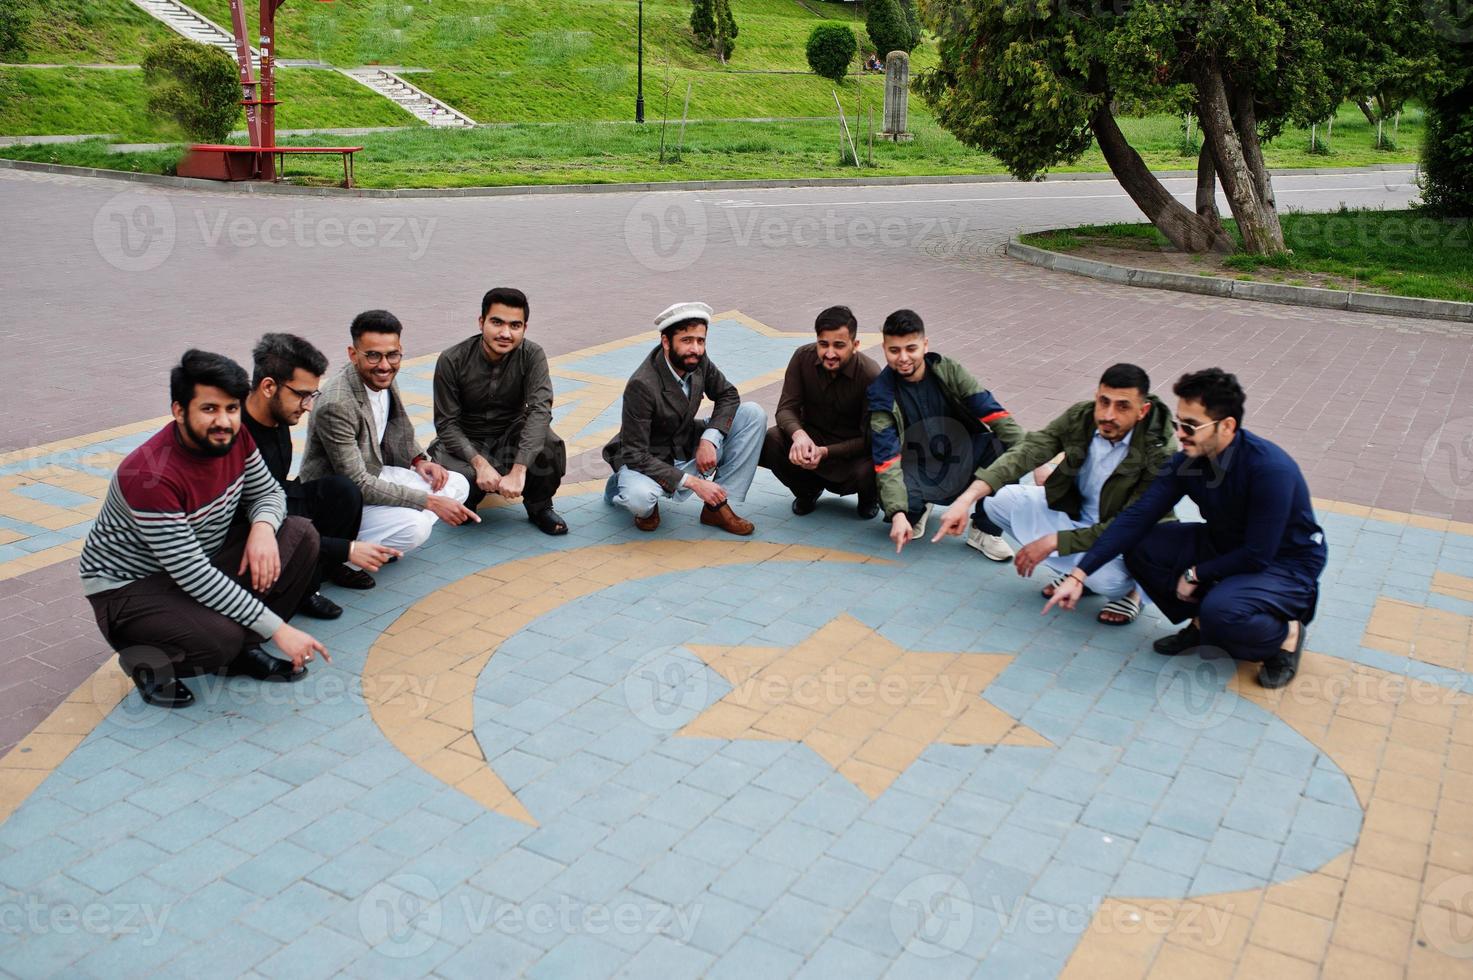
[2,165,1472,977]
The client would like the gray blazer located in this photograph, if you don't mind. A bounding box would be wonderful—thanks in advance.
[299,363,429,509]
[602,345,740,494]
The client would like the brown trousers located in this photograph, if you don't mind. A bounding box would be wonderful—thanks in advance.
[87,516,319,678]
[760,425,876,502]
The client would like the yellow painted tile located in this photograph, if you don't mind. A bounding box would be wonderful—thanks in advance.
[1233,944,1318,980]
[1246,905,1332,962]
[0,769,49,823]
[1320,945,1405,980]
[1342,865,1424,921]
[1146,945,1233,980]
[1,732,83,770]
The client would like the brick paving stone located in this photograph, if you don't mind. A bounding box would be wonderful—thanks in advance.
[6,167,1473,979]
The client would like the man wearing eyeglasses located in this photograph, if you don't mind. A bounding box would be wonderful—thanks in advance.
[1045,368,1326,689]
[428,287,568,535]
[300,310,478,556]
[243,333,404,619]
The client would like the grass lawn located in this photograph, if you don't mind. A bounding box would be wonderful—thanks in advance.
[185,0,926,121]
[0,100,1424,188]
[0,67,418,139]
[1022,210,1473,304]
[5,0,172,64]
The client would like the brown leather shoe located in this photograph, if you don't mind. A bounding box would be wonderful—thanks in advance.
[701,502,754,536]
[634,504,661,532]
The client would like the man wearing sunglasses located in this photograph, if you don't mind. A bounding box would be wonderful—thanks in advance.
[1044,368,1326,689]
[243,333,404,619]
[299,310,478,557]
[428,287,569,535]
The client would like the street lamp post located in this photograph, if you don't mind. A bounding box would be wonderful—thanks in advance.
[635,0,645,123]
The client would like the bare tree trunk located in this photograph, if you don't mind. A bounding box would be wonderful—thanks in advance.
[1231,83,1285,250]
[1196,143,1220,224]
[1357,99,1378,126]
[1089,105,1233,253]
[1194,61,1286,255]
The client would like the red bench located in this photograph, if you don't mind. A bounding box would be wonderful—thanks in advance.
[177,144,365,188]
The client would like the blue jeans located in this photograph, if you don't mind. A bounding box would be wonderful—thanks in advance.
[605,402,767,518]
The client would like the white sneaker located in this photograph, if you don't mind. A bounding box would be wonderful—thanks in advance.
[911,503,934,539]
[965,526,1015,561]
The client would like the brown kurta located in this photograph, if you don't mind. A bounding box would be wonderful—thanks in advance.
[431,335,555,468]
[762,343,880,497]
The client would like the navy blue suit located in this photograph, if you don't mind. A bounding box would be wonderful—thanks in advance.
[1077,429,1327,661]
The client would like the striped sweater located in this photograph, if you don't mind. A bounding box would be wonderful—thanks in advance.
[80,423,288,638]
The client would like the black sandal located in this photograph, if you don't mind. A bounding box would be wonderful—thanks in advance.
[528,507,569,536]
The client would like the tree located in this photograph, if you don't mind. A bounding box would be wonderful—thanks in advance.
[0,0,30,60]
[898,0,923,50]
[691,0,738,63]
[867,0,913,58]
[142,37,242,143]
[915,0,1387,255]
[1419,1,1473,216]
[807,24,858,84]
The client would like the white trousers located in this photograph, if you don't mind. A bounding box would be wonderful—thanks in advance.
[357,466,471,555]
[983,484,1136,599]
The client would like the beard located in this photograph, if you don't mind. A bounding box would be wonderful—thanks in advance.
[182,418,237,457]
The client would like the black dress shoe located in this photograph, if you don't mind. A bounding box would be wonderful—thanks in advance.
[298,592,343,620]
[329,564,375,590]
[856,495,880,520]
[1153,624,1202,656]
[528,506,569,536]
[791,495,818,516]
[225,644,306,682]
[1258,622,1306,689]
[131,669,194,709]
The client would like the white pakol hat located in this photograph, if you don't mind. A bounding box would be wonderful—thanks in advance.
[654,301,713,333]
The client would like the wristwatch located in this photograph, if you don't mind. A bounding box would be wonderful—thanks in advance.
[1184,566,1199,586]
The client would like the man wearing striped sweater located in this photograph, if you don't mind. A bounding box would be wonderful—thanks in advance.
[81,350,329,708]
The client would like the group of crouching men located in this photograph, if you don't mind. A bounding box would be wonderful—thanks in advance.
[79,289,1326,709]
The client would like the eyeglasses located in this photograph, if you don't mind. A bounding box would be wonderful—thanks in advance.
[359,350,403,366]
[486,316,526,330]
[282,384,321,404]
[1171,416,1221,436]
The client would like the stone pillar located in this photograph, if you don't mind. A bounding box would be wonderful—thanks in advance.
[882,51,912,142]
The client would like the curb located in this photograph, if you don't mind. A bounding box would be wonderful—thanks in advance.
[0,156,1415,200]
[1005,240,1473,325]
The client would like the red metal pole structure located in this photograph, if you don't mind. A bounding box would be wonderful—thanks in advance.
[258,0,289,181]
[226,0,260,149]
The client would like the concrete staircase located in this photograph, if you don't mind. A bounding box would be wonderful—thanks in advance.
[340,68,477,128]
[125,0,477,129]
[127,0,258,64]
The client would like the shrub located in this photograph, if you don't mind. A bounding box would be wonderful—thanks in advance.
[806,24,857,84]
[0,0,30,60]
[866,0,913,58]
[141,37,241,143]
[1423,88,1473,218]
[691,0,738,63]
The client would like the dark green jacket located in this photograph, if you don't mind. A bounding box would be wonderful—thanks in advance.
[974,395,1177,555]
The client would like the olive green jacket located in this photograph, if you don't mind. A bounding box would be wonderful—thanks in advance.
[974,395,1177,555]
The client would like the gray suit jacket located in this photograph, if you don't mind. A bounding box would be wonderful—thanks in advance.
[299,363,429,509]
[602,346,740,494]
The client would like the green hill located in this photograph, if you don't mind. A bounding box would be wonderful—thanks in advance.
[183,0,910,122]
